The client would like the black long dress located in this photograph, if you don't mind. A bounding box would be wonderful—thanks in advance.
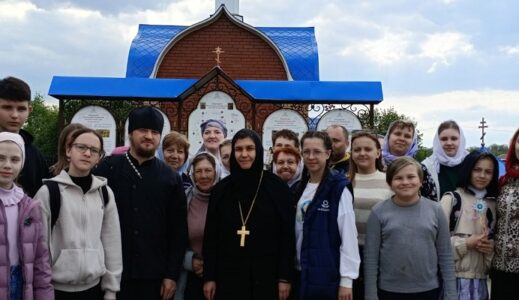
[203,129,295,300]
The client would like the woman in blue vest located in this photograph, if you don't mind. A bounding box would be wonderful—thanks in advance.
[294,131,360,300]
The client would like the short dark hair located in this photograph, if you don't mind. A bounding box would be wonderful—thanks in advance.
[0,76,31,102]
[272,129,300,148]
[326,124,349,140]
[457,150,499,198]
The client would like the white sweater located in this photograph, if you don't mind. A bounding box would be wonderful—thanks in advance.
[34,170,122,299]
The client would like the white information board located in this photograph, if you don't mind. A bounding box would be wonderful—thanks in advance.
[316,110,362,132]
[71,105,117,155]
[188,91,245,156]
[262,109,308,162]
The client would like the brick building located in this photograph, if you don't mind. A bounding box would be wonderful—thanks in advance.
[49,1,383,155]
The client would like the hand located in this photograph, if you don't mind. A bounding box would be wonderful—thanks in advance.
[278,282,291,300]
[466,232,486,250]
[204,281,216,300]
[476,237,494,254]
[160,278,176,300]
[192,257,204,277]
[338,286,352,300]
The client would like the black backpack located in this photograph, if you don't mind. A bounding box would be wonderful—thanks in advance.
[44,181,109,230]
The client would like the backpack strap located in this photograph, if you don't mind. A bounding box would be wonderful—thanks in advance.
[101,185,109,207]
[447,191,462,233]
[43,181,61,230]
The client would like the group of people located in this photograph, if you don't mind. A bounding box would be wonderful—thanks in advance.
[0,75,518,300]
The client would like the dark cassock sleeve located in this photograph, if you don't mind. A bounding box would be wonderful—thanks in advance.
[165,168,188,281]
[271,177,296,283]
[202,179,227,283]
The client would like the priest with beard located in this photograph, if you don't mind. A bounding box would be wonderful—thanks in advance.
[94,106,187,300]
[202,129,295,300]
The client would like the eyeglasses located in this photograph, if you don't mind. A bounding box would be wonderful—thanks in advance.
[302,149,326,157]
[72,143,103,156]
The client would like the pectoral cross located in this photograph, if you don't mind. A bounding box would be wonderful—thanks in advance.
[237,225,250,247]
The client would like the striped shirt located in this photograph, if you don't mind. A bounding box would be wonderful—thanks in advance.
[353,171,392,246]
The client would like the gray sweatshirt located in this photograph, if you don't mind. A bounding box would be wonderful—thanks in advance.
[364,196,456,300]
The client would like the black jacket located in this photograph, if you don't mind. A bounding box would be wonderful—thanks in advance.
[203,129,295,300]
[94,153,187,281]
[18,129,49,197]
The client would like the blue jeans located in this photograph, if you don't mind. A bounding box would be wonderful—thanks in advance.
[10,265,22,300]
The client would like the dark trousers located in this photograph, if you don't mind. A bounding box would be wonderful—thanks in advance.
[185,272,204,300]
[117,279,162,300]
[378,288,439,300]
[490,269,519,300]
[353,245,364,300]
[55,283,103,300]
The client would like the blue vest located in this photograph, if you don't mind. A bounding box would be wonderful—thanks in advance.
[299,169,349,299]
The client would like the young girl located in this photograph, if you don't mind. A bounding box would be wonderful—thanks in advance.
[0,132,53,300]
[35,128,122,300]
[348,131,392,300]
[49,123,85,176]
[295,131,359,300]
[491,128,519,299]
[423,120,468,201]
[364,156,456,300]
[440,150,499,299]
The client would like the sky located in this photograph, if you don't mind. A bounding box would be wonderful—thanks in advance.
[1,0,518,147]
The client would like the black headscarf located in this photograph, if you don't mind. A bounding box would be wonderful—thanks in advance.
[229,129,264,202]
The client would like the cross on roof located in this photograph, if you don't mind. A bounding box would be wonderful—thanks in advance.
[479,117,488,148]
[212,46,225,66]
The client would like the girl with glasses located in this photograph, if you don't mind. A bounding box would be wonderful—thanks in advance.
[294,131,360,300]
[35,128,122,300]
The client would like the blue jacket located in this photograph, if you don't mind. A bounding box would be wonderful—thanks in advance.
[300,169,348,300]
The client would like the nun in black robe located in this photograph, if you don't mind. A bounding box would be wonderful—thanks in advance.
[203,129,295,300]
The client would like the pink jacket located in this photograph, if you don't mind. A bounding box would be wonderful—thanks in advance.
[0,194,53,300]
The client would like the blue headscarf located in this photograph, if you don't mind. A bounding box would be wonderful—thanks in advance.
[382,120,418,166]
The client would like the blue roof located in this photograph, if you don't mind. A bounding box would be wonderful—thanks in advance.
[126,24,319,81]
[49,76,382,103]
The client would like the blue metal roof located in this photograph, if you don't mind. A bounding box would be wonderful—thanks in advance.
[49,76,382,103]
[126,24,319,81]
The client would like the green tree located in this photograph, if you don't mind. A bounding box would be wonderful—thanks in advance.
[359,106,424,147]
[24,94,58,164]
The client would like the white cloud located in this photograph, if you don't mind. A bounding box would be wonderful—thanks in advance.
[340,31,412,65]
[499,45,519,55]
[419,32,474,73]
[381,89,519,147]
[0,0,39,21]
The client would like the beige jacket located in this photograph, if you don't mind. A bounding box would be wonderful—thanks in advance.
[440,188,496,279]
[34,170,122,299]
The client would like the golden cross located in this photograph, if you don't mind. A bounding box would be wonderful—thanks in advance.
[212,46,225,66]
[237,225,250,247]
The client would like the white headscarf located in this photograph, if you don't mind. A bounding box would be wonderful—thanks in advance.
[431,123,467,172]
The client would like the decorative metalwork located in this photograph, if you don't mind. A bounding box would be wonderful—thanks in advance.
[62,99,164,145]
[280,103,371,130]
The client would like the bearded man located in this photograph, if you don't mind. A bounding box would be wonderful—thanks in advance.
[95,106,187,300]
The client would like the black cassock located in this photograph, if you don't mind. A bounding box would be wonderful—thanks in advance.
[203,129,295,300]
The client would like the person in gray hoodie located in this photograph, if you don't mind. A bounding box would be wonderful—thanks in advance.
[35,128,122,300]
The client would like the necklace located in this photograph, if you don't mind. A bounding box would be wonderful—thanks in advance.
[237,171,264,247]
[125,152,142,179]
